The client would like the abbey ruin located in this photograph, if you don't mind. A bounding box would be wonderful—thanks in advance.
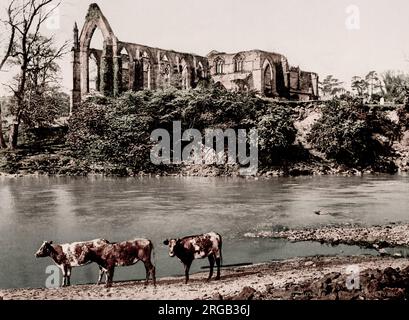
[71,4,319,111]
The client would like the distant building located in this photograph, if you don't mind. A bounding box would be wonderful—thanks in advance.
[71,4,319,112]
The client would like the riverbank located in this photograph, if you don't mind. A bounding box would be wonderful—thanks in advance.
[245,223,409,250]
[1,255,408,300]
[0,148,408,178]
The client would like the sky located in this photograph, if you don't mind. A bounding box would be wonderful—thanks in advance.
[1,0,409,95]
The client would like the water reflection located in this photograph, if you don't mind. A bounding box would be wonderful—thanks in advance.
[0,175,408,288]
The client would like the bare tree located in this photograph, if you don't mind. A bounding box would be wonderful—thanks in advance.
[1,0,68,149]
[0,1,18,148]
[7,33,69,127]
[0,99,6,148]
[0,0,17,71]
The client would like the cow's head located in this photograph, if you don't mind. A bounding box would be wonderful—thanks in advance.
[35,241,53,258]
[163,239,179,257]
[77,245,91,264]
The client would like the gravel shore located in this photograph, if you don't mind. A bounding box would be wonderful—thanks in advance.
[245,223,409,249]
[1,255,409,300]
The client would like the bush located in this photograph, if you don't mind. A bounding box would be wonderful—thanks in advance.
[308,98,397,168]
[257,106,297,165]
[67,88,297,172]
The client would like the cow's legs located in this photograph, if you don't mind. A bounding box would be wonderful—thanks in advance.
[143,262,149,285]
[62,265,68,287]
[106,267,115,288]
[97,266,105,285]
[143,261,156,286]
[66,267,72,286]
[151,265,156,287]
[184,261,192,284]
[215,256,221,280]
[207,255,215,281]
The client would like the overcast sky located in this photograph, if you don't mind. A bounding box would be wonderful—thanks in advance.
[1,0,409,95]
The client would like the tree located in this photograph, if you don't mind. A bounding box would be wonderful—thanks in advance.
[0,1,17,148]
[0,0,16,71]
[319,75,344,98]
[380,71,409,103]
[0,0,68,149]
[0,99,6,148]
[351,76,367,96]
[7,34,69,128]
[365,71,382,101]
[308,99,397,170]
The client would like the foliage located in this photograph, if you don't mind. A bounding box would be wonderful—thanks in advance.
[7,87,70,128]
[0,0,69,149]
[67,88,297,172]
[308,98,398,168]
[319,75,344,98]
[380,71,409,103]
[351,76,368,97]
[257,107,297,165]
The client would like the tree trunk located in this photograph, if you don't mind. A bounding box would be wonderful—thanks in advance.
[0,103,6,149]
[8,120,19,150]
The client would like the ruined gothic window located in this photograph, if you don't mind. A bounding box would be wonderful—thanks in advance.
[89,52,100,92]
[264,64,273,97]
[215,58,224,74]
[120,48,130,91]
[196,62,205,80]
[234,57,244,72]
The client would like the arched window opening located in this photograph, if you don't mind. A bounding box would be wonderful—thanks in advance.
[197,61,205,79]
[89,27,104,51]
[87,28,104,93]
[264,63,273,97]
[215,58,224,75]
[233,55,244,73]
[141,52,152,90]
[181,65,189,89]
[160,55,171,88]
[120,47,130,91]
[89,52,100,92]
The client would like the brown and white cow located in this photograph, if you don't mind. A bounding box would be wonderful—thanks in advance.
[163,232,222,284]
[35,239,110,287]
[77,238,156,287]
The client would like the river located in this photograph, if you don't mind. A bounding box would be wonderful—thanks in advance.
[0,175,408,289]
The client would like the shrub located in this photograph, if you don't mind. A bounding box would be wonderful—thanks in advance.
[308,98,397,168]
[67,88,297,172]
[257,106,297,165]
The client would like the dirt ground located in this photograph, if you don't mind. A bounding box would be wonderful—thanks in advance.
[1,255,408,300]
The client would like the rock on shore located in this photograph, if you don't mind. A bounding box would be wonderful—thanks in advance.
[245,223,409,249]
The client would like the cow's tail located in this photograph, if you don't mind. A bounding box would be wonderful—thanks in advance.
[218,233,223,267]
[150,240,156,267]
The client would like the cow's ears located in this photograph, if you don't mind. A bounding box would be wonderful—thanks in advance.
[48,241,53,244]
[163,239,169,245]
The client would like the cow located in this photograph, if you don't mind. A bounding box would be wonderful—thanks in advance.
[163,232,222,284]
[35,239,110,287]
[77,238,156,288]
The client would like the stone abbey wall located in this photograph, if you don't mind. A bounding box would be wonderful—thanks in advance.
[71,4,319,112]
